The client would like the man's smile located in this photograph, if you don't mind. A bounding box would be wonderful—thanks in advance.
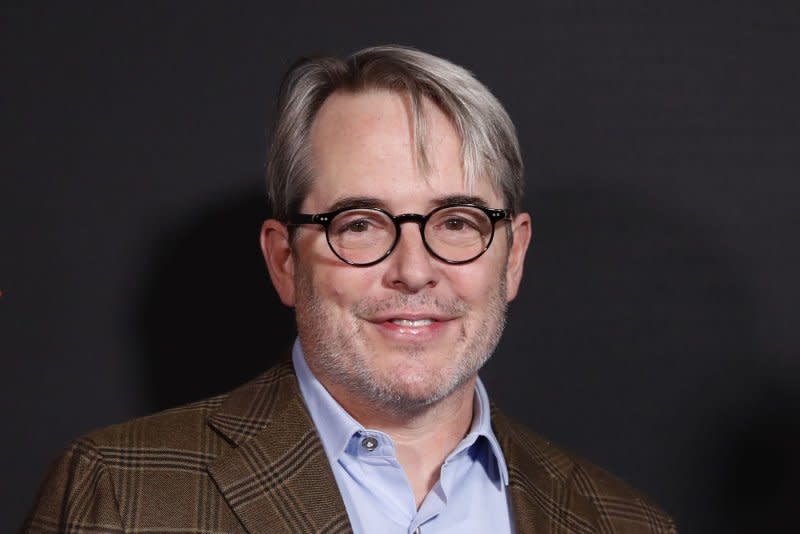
[389,318,433,327]
[364,313,457,340]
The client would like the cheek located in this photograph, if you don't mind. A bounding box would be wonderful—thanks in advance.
[296,234,374,303]
[314,264,379,304]
[447,264,499,302]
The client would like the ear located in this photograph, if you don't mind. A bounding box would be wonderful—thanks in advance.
[260,219,296,307]
[504,212,532,303]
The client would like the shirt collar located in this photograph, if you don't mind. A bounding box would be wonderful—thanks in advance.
[292,339,362,464]
[462,375,510,486]
[292,338,509,486]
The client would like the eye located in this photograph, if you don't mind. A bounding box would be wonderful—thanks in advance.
[443,217,469,231]
[330,210,390,236]
[427,206,491,245]
[441,216,482,232]
[345,219,372,233]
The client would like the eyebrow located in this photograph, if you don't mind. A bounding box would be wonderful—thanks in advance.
[431,195,489,208]
[323,194,491,214]
[326,196,387,212]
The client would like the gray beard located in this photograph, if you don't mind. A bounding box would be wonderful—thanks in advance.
[293,267,508,418]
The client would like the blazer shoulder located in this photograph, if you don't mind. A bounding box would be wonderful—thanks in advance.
[83,359,297,451]
[81,391,229,451]
[24,361,298,533]
[493,409,677,533]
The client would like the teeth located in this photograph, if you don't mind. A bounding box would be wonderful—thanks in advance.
[391,318,433,327]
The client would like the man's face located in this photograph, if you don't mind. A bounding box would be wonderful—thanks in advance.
[266,89,529,416]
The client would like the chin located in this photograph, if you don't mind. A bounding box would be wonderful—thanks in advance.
[367,363,470,411]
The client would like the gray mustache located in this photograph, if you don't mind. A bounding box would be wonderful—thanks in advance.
[351,295,469,316]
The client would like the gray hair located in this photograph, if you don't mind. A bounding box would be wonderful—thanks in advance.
[266,45,524,221]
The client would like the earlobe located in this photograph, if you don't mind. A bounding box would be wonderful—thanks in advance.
[260,219,296,307]
[504,213,532,303]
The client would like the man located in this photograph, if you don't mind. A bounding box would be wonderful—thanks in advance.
[25,46,676,533]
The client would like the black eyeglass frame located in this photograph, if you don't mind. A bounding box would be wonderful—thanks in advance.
[287,203,512,267]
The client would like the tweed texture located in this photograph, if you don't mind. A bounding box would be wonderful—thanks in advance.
[24,361,676,533]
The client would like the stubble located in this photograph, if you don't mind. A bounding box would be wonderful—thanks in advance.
[294,264,508,418]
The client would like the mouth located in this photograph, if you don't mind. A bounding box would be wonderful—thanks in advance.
[389,318,434,327]
[363,312,456,341]
[366,311,454,325]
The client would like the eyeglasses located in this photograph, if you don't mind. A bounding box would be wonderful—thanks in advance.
[288,203,512,267]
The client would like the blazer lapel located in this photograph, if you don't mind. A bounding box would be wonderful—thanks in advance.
[207,362,352,534]
[493,408,600,534]
[207,364,609,534]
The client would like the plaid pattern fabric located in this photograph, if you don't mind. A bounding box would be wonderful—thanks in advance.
[24,361,676,533]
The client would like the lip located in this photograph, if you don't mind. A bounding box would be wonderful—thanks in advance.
[366,311,456,323]
[363,312,457,341]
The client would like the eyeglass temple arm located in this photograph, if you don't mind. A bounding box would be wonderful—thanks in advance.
[487,208,512,222]
[287,213,331,225]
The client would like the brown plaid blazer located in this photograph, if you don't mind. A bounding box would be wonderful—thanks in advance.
[24,361,676,533]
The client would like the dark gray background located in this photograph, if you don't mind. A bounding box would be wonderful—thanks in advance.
[2,2,798,532]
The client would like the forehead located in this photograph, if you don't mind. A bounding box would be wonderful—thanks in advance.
[306,89,501,210]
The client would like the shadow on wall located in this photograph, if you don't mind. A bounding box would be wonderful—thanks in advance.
[720,379,800,533]
[135,188,296,412]
[484,186,798,532]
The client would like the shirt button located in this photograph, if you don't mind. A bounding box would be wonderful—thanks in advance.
[361,436,378,451]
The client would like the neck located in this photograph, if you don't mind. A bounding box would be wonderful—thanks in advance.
[327,376,478,508]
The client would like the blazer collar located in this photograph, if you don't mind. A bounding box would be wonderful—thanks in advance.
[491,407,601,534]
[206,360,352,534]
[204,361,595,534]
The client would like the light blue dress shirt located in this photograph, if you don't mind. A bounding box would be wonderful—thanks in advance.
[292,340,515,534]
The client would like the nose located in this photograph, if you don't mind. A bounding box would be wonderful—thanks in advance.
[382,221,439,292]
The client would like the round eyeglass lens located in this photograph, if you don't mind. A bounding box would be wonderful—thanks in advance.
[327,209,395,264]
[425,205,494,262]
